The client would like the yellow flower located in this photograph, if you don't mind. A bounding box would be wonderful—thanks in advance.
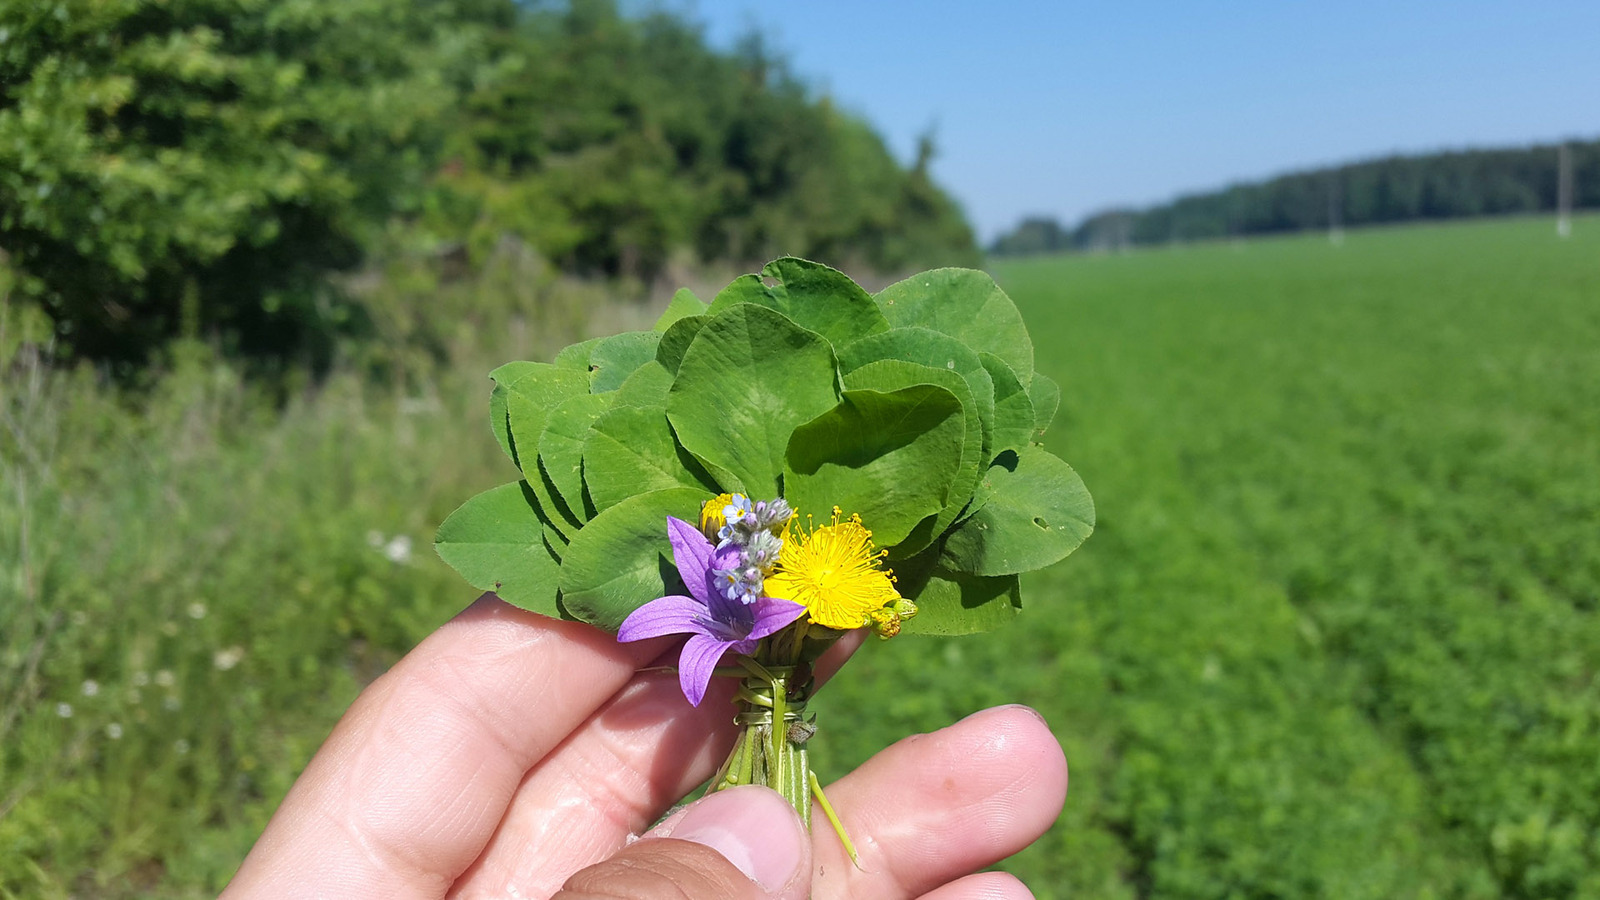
[700,493,735,541]
[764,508,901,631]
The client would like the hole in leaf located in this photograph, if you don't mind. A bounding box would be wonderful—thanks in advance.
[1032,516,1049,529]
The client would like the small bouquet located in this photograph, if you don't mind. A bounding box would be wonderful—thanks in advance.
[435,258,1093,856]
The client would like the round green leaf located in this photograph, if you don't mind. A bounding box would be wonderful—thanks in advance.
[979,351,1035,457]
[707,258,889,347]
[588,331,661,393]
[841,359,985,554]
[494,363,589,469]
[557,488,708,630]
[657,314,708,374]
[612,360,674,409]
[554,336,604,370]
[667,304,840,500]
[837,326,996,454]
[784,384,964,548]
[583,404,720,512]
[434,482,563,617]
[1029,372,1061,442]
[539,393,612,520]
[655,287,707,331]
[489,383,515,466]
[524,455,579,541]
[901,569,1021,636]
[940,446,1095,576]
[875,268,1035,386]
[488,361,543,465]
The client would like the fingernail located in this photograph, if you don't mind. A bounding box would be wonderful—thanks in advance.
[663,786,806,891]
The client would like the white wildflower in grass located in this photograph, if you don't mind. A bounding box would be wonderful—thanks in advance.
[174,739,190,755]
[106,723,123,740]
[154,669,175,688]
[186,602,207,620]
[383,534,413,564]
[81,679,99,697]
[213,646,245,671]
[132,671,150,687]
[366,529,386,548]
[56,703,73,718]
[163,696,181,712]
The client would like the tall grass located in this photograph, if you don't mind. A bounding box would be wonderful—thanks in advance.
[0,246,655,897]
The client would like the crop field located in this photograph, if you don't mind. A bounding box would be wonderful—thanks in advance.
[3,215,1597,898]
[813,215,1600,899]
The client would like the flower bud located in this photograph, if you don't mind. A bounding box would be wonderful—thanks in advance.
[868,607,902,639]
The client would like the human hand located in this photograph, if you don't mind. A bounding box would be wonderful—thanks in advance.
[224,593,1068,899]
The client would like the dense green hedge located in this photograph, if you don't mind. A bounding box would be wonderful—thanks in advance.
[0,0,977,372]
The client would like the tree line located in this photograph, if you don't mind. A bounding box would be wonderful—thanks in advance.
[0,0,977,372]
[991,139,1600,256]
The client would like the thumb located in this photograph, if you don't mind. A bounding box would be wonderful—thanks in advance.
[554,785,811,900]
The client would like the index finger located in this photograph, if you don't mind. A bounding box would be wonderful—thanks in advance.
[224,593,664,900]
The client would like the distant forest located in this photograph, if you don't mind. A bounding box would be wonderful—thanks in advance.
[991,139,1600,256]
[0,0,976,370]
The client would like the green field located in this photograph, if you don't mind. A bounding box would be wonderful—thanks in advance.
[4,216,1598,897]
[812,216,1600,899]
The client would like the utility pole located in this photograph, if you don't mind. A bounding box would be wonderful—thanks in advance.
[1328,168,1345,246]
[1556,142,1573,238]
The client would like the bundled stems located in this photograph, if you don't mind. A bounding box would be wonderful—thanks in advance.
[705,624,861,865]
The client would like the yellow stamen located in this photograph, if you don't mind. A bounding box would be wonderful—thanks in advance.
[765,508,901,631]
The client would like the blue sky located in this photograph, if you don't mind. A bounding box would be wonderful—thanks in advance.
[660,1,1600,241]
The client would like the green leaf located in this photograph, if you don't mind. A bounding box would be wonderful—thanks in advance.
[612,360,675,409]
[901,569,1022,635]
[657,314,708,374]
[542,519,568,554]
[841,360,985,554]
[1029,372,1061,442]
[558,488,708,630]
[488,361,543,465]
[499,363,591,468]
[655,287,707,331]
[584,404,720,512]
[876,268,1035,387]
[490,360,546,385]
[785,385,964,548]
[979,351,1035,457]
[554,336,604,371]
[940,447,1095,576]
[692,455,746,495]
[539,393,612,520]
[489,384,515,465]
[667,304,840,500]
[707,258,890,346]
[836,326,996,454]
[525,453,580,541]
[434,482,563,617]
[588,331,661,393]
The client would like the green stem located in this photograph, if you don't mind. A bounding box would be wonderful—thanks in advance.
[706,650,860,863]
[810,770,859,866]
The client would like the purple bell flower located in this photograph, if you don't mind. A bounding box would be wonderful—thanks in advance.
[617,516,805,706]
